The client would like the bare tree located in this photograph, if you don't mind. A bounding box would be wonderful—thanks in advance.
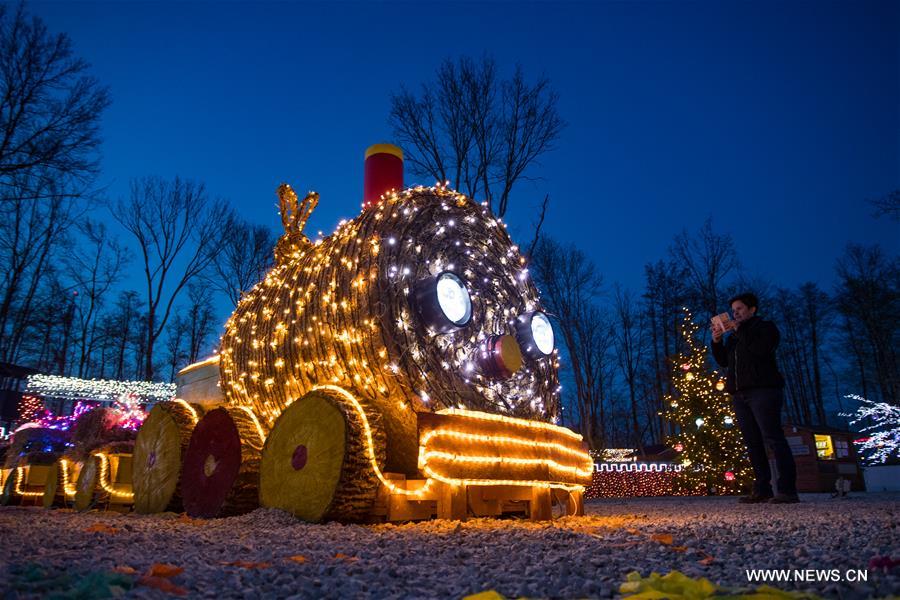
[835,244,899,405]
[390,56,564,218]
[103,290,142,380]
[869,190,900,221]
[0,189,80,362]
[0,4,110,199]
[164,313,189,382]
[670,218,739,317]
[65,220,128,376]
[773,287,813,424]
[530,237,611,449]
[797,282,831,423]
[206,213,276,307]
[111,177,229,380]
[614,285,646,453]
[643,259,689,436]
[184,282,216,363]
[0,4,108,365]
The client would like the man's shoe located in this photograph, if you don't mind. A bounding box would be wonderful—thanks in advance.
[738,493,773,504]
[768,493,800,504]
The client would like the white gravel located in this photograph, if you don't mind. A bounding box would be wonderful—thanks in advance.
[1,493,897,599]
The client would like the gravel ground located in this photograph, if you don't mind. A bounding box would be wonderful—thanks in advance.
[1,493,897,599]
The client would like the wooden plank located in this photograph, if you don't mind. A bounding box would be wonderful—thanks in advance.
[530,487,552,521]
[387,494,435,521]
[566,490,584,516]
[480,485,532,501]
[467,486,501,516]
[27,465,51,487]
[437,482,468,521]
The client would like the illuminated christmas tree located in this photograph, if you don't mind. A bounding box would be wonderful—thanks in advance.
[664,309,752,494]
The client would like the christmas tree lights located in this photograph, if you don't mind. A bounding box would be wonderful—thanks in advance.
[664,309,751,494]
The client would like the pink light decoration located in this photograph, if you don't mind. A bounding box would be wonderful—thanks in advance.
[35,400,97,431]
[111,394,147,430]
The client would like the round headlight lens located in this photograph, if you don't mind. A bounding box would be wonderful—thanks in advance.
[531,312,554,355]
[414,271,473,333]
[436,273,471,325]
[514,311,555,359]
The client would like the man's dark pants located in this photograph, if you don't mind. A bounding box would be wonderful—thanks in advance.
[732,388,797,496]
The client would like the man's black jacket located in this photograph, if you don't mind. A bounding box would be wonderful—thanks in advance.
[711,315,785,393]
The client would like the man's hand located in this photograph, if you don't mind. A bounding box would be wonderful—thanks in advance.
[711,322,724,343]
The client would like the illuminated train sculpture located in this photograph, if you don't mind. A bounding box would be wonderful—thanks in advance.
[135,144,592,522]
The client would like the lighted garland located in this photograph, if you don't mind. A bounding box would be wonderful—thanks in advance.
[25,374,175,403]
[419,408,592,491]
[585,463,705,499]
[221,184,560,475]
[663,309,752,494]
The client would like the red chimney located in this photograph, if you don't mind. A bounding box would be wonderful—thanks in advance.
[363,143,403,208]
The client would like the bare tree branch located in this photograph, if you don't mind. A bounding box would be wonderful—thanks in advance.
[111,176,230,380]
[389,55,564,219]
[0,4,110,200]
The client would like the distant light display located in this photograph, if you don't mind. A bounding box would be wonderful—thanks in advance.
[111,394,148,430]
[843,394,900,465]
[35,401,95,430]
[17,395,45,425]
[586,463,704,499]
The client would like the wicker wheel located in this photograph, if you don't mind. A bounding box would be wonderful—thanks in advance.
[259,387,385,522]
[42,460,68,509]
[74,456,100,511]
[1,468,19,506]
[132,401,203,514]
[181,407,264,518]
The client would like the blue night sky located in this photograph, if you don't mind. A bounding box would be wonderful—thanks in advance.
[30,0,899,316]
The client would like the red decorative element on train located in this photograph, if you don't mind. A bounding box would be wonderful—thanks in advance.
[363,143,403,208]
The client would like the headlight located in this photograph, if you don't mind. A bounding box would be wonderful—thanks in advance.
[414,271,473,333]
[514,311,554,359]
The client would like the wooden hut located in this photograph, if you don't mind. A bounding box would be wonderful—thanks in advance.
[782,424,864,492]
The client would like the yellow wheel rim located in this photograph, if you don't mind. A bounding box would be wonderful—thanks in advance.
[260,392,346,522]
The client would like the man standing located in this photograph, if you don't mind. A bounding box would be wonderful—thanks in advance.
[711,293,799,504]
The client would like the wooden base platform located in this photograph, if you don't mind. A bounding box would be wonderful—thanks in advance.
[371,473,583,522]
